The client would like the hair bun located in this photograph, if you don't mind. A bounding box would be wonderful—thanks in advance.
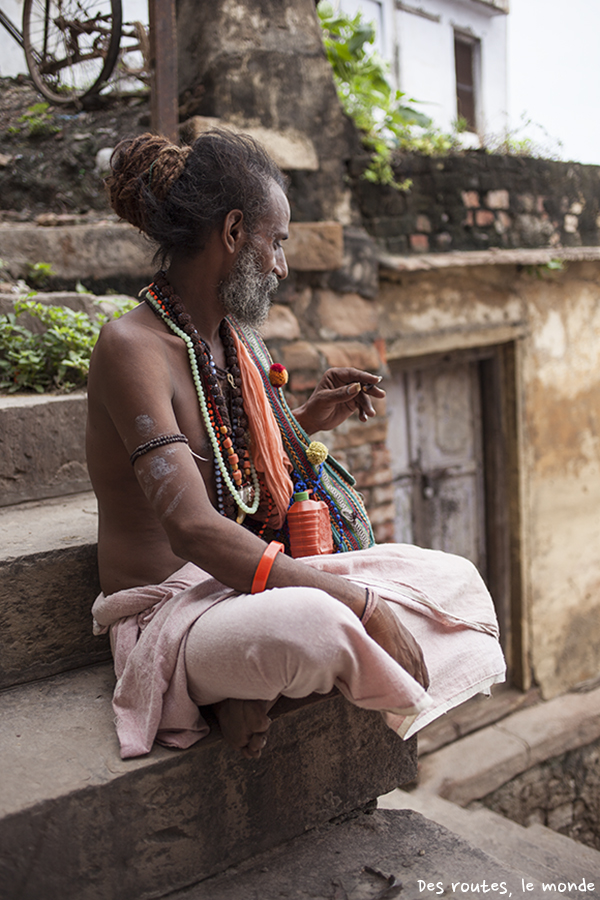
[105,133,192,232]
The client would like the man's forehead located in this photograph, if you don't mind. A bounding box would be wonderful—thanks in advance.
[263,181,290,234]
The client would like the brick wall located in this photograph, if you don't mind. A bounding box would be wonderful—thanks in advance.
[351,152,600,255]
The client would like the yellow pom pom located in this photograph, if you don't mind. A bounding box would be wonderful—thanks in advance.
[307,441,328,467]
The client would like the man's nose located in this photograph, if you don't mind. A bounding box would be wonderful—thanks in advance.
[274,248,288,280]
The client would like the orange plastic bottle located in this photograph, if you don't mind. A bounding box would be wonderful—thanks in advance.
[287,490,333,558]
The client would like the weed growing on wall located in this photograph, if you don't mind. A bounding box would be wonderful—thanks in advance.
[0,297,136,393]
[318,2,459,186]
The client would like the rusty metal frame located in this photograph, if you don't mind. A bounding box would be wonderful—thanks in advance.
[148,0,178,143]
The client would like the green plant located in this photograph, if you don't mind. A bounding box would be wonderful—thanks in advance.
[318,2,433,188]
[524,259,566,280]
[16,102,60,138]
[25,261,55,288]
[0,297,136,393]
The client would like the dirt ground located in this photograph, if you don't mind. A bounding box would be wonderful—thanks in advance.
[0,75,150,221]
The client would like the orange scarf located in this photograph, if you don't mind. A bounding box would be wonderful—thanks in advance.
[232,331,294,528]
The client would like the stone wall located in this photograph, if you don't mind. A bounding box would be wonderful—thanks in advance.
[478,737,600,851]
[352,153,600,255]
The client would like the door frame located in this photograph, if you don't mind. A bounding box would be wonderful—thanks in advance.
[387,341,525,687]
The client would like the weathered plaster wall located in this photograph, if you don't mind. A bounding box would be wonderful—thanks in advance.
[375,260,600,698]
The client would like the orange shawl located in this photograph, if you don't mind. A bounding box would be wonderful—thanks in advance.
[232,331,294,528]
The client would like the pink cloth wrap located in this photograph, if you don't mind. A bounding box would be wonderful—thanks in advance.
[92,544,506,759]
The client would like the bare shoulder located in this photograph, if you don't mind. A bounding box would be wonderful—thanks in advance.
[89,304,172,397]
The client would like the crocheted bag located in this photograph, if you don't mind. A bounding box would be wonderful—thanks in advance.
[230,318,375,553]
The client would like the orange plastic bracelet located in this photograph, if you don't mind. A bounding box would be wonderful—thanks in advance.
[251,541,284,594]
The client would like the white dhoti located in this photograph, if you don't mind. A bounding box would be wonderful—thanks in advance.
[92,544,506,759]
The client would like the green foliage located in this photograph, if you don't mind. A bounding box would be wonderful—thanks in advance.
[25,260,55,288]
[0,296,136,393]
[524,258,566,280]
[318,2,431,188]
[14,102,60,139]
[318,3,462,187]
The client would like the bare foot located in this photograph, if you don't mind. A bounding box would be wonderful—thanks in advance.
[213,698,273,758]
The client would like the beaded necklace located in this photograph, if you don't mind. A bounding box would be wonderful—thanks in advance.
[144,274,260,523]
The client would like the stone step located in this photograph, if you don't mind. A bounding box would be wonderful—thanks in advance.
[165,807,532,900]
[0,220,344,289]
[0,664,417,900]
[378,788,599,897]
[524,823,600,879]
[0,492,106,689]
[0,390,89,507]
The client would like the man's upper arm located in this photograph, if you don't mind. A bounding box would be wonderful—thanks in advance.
[89,320,215,531]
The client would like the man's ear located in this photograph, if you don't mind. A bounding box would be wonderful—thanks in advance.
[222,209,245,255]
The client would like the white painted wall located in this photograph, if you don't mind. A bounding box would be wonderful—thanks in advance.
[337,0,600,165]
[338,0,508,138]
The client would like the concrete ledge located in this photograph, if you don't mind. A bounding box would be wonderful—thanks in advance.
[0,220,344,282]
[0,665,417,900]
[0,493,105,688]
[380,245,600,276]
[417,686,600,806]
[0,392,90,507]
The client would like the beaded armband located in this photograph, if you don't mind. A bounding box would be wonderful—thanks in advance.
[130,433,189,465]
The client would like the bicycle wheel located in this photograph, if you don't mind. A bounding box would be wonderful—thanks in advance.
[23,0,122,106]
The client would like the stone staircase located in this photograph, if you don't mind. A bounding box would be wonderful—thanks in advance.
[0,388,418,900]
[1,336,599,900]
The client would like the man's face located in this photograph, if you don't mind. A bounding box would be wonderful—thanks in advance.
[219,181,290,327]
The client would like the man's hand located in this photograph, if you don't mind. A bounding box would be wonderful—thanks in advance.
[364,597,430,690]
[293,367,386,434]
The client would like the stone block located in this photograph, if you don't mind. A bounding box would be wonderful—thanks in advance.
[436,232,452,249]
[0,493,105,688]
[372,483,395,506]
[0,223,153,283]
[495,686,600,767]
[0,665,417,900]
[181,116,319,171]
[416,214,432,233]
[315,341,381,372]
[475,210,495,227]
[286,222,344,271]
[462,190,480,209]
[367,501,395,527]
[281,340,322,372]
[373,521,395,544]
[418,725,530,805]
[355,467,394,489]
[564,214,579,234]
[327,227,379,299]
[259,304,300,341]
[409,233,429,252]
[316,290,378,339]
[0,392,90,506]
[290,372,319,392]
[485,189,510,210]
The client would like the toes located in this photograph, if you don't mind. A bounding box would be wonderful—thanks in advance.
[245,731,269,758]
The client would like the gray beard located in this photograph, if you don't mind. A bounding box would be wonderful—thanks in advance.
[219,242,279,328]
